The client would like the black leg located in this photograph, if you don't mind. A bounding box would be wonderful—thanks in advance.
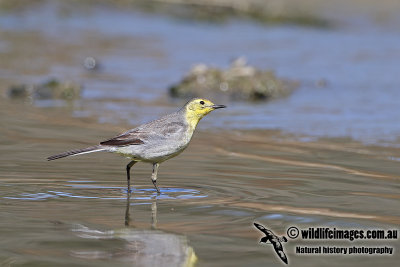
[126,160,137,192]
[152,179,160,194]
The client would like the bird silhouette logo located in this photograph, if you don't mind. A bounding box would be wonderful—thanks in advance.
[254,222,289,264]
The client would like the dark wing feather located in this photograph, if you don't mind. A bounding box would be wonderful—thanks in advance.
[254,223,273,236]
[254,222,267,232]
[100,130,144,146]
[273,243,288,264]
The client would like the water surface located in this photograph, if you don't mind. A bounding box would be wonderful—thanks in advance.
[0,2,399,266]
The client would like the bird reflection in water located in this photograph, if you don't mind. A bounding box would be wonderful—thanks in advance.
[124,192,157,229]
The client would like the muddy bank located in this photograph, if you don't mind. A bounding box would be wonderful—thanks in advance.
[1,1,400,143]
[169,58,298,102]
[7,79,82,100]
[1,0,400,27]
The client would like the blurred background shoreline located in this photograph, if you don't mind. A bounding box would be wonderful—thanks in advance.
[1,0,399,145]
[1,0,400,26]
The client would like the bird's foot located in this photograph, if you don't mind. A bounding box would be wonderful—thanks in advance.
[126,185,133,194]
[152,180,161,194]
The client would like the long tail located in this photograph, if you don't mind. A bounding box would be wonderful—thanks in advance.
[47,145,105,161]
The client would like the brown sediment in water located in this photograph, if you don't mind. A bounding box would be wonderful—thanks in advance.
[215,148,398,180]
[1,98,399,265]
[2,92,399,224]
[351,192,400,200]
[231,202,400,225]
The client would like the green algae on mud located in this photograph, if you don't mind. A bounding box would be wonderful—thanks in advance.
[7,79,82,100]
[169,58,298,102]
[0,0,329,27]
[2,0,400,28]
[127,0,331,27]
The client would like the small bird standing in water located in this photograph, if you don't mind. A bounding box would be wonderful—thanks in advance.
[47,98,226,193]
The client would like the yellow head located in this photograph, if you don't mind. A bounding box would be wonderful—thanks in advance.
[183,98,226,128]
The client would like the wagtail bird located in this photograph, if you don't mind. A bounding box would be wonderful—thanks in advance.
[254,222,288,264]
[47,98,226,193]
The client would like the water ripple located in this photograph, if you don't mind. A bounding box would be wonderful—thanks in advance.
[2,186,208,201]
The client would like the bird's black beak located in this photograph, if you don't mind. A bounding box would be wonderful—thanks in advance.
[211,104,226,109]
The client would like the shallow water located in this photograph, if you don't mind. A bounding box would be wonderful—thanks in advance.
[1,96,399,266]
[0,2,399,267]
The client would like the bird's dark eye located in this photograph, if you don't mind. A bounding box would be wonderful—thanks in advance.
[200,100,205,105]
